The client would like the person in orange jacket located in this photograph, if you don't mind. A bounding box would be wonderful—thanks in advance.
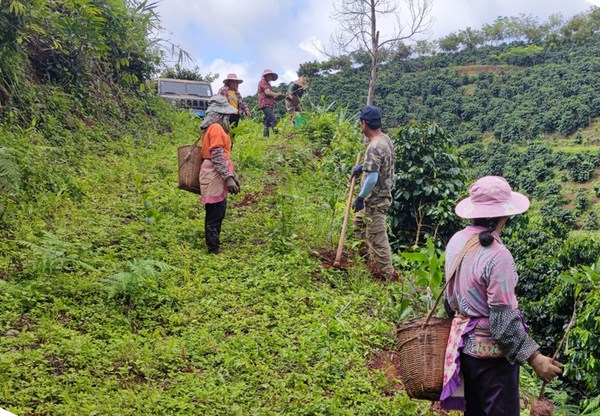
[198,95,240,254]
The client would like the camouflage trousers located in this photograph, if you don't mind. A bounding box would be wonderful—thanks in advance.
[353,205,394,279]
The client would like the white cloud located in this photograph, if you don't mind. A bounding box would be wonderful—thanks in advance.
[299,37,327,59]
[197,59,255,97]
[282,69,300,84]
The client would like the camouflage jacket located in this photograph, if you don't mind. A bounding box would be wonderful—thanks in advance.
[362,133,396,209]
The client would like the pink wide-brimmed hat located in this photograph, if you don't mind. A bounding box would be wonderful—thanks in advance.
[262,69,278,81]
[223,73,243,84]
[455,176,530,219]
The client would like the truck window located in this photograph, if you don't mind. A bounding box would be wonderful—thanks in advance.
[159,81,187,94]
[159,81,211,97]
[186,84,212,97]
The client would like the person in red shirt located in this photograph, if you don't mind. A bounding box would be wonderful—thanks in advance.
[257,69,284,137]
[199,95,240,254]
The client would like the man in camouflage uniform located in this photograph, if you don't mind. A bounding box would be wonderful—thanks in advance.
[351,104,396,280]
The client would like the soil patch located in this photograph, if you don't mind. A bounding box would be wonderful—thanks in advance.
[454,64,512,75]
[15,314,36,331]
[311,249,400,281]
[366,260,399,283]
[530,398,554,416]
[368,349,403,387]
[311,247,354,269]
[58,310,70,325]
[238,192,260,207]
[237,184,276,207]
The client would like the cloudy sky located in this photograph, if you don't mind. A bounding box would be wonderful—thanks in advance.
[156,0,595,96]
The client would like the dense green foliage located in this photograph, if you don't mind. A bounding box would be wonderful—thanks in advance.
[1,1,600,414]
[0,0,163,128]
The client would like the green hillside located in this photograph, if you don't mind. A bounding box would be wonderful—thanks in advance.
[0,110,429,414]
[1,2,599,415]
[288,10,600,141]
[248,11,600,229]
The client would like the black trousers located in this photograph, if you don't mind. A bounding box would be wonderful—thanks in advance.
[261,107,277,136]
[229,113,240,141]
[460,354,520,416]
[205,199,226,253]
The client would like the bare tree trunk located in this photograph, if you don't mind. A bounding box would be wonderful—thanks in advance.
[367,44,378,105]
[329,0,433,105]
[367,2,379,105]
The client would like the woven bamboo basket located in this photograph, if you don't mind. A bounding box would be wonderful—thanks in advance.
[177,145,202,194]
[396,316,452,401]
[395,237,479,401]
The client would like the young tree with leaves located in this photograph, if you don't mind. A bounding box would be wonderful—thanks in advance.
[388,123,468,248]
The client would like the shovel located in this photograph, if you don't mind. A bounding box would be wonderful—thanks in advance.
[333,152,362,268]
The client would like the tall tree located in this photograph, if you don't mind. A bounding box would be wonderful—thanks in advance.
[329,0,432,104]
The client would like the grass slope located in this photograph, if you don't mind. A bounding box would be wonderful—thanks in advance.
[0,114,429,415]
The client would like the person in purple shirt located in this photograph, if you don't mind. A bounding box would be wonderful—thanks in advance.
[441,176,563,415]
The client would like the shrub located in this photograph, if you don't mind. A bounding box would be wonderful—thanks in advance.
[389,123,468,248]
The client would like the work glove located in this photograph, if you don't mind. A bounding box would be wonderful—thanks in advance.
[352,196,365,212]
[226,177,240,194]
[529,353,563,383]
[233,174,241,191]
[351,164,363,178]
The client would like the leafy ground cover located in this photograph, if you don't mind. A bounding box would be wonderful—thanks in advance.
[2,106,593,415]
[0,112,438,415]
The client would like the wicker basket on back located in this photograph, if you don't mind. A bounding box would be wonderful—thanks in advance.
[396,316,452,400]
[178,143,202,195]
[395,236,479,401]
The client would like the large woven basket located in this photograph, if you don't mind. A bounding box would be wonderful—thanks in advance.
[396,316,452,401]
[178,145,202,194]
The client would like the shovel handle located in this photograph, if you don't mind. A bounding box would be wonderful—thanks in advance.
[334,153,362,267]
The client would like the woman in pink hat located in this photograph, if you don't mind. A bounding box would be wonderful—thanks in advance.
[218,73,251,141]
[257,69,284,137]
[440,176,563,414]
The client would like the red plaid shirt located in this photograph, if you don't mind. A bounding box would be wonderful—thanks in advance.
[257,78,275,108]
[217,85,250,116]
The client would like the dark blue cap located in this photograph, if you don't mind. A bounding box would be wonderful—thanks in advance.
[360,105,382,128]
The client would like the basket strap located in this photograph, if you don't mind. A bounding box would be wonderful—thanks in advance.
[178,134,203,172]
[424,235,479,325]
